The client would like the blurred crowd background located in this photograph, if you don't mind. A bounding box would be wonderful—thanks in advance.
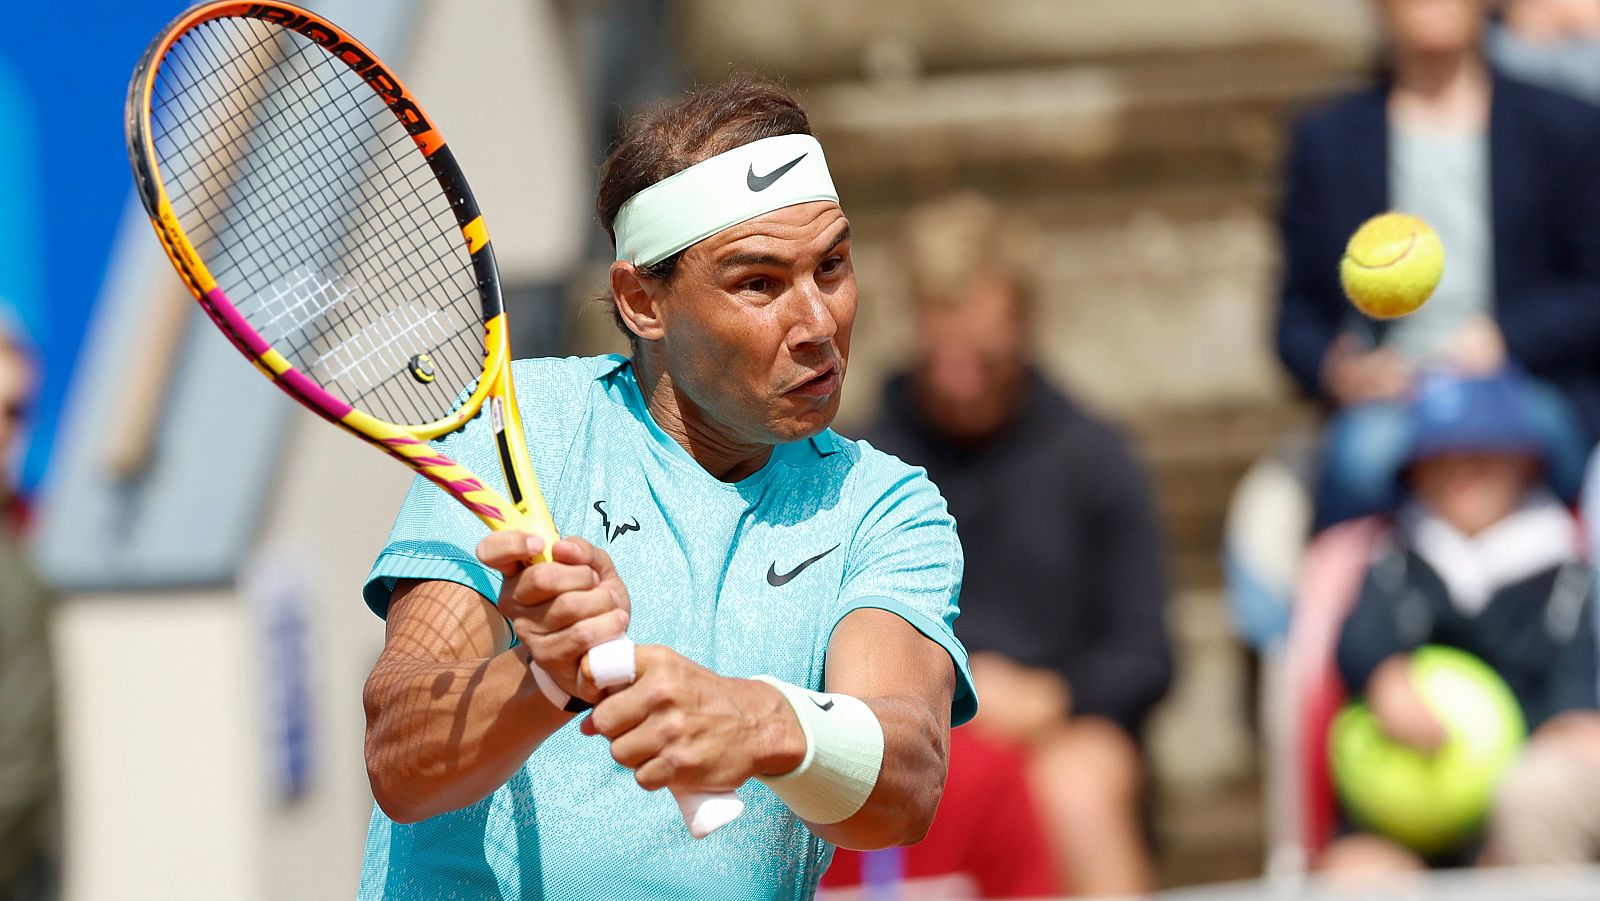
[7,0,1600,898]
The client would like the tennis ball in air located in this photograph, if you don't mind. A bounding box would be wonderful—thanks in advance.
[1329,645,1525,856]
[1340,212,1445,319]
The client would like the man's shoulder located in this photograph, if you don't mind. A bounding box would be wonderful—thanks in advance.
[813,432,956,539]
[507,354,633,419]
[817,429,934,490]
[510,353,626,390]
[1494,70,1600,146]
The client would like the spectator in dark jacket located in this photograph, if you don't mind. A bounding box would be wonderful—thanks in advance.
[1275,0,1598,529]
[0,328,56,901]
[861,192,1172,897]
[1326,367,1600,874]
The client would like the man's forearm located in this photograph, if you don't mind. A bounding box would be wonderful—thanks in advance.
[807,694,948,850]
[363,646,568,822]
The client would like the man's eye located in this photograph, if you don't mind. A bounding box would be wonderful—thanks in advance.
[819,256,844,275]
[743,278,773,293]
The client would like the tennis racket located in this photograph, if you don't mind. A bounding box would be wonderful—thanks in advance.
[126,0,742,838]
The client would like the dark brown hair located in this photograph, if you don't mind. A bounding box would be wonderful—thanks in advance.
[597,74,813,316]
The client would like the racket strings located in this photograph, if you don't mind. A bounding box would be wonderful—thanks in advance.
[165,19,478,348]
[148,16,486,427]
[155,19,484,422]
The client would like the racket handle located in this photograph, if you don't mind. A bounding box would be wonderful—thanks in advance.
[675,790,746,839]
[586,637,746,839]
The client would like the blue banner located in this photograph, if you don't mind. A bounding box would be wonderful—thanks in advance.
[0,1,192,492]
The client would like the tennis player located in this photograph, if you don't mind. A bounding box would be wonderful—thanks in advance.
[356,75,975,900]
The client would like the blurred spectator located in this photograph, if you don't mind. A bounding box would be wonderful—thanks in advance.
[818,729,1057,900]
[1325,367,1600,873]
[860,192,1172,896]
[1275,0,1600,530]
[1488,0,1600,103]
[1587,446,1600,586]
[0,328,57,901]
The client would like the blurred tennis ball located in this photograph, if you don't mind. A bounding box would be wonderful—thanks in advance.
[1340,212,1445,319]
[1329,645,1525,856]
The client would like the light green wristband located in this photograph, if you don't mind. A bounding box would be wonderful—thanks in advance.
[752,675,885,825]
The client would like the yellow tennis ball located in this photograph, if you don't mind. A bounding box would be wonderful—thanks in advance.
[1340,212,1445,319]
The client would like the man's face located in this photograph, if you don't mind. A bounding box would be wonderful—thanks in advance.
[1408,451,1540,536]
[654,201,855,446]
[1379,0,1488,55]
[911,271,1028,441]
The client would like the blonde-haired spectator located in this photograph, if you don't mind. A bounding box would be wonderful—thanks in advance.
[860,191,1172,897]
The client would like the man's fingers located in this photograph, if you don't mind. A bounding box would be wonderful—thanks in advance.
[475,531,544,574]
[524,609,630,667]
[608,718,671,770]
[538,587,622,634]
[550,535,597,567]
[588,680,654,741]
[553,536,619,580]
[507,561,599,609]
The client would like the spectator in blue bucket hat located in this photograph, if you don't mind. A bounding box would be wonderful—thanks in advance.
[1325,365,1600,874]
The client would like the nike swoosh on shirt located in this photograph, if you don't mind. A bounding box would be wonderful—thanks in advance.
[766,543,840,587]
[746,153,807,192]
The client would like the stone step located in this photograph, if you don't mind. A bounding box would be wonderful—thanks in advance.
[807,58,1366,207]
[677,0,1374,82]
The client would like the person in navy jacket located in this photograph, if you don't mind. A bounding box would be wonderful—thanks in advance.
[1275,0,1599,528]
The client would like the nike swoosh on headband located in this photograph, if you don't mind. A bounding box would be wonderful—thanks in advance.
[747,153,807,192]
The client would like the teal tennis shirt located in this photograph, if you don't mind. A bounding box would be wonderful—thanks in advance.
[358,355,975,901]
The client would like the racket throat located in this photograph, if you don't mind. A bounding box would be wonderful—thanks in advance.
[488,396,527,508]
[486,391,559,548]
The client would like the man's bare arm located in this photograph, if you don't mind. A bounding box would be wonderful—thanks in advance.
[810,607,955,849]
[362,578,568,823]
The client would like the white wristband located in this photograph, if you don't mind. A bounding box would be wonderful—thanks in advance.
[752,675,884,825]
[529,660,586,712]
[528,637,637,712]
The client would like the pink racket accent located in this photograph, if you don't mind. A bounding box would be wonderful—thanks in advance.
[201,285,356,420]
[380,436,510,524]
[202,286,270,354]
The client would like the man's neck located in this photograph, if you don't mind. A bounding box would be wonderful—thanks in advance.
[633,353,774,483]
[1389,50,1491,133]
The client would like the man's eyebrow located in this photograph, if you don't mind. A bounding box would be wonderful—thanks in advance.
[719,251,787,271]
[822,224,852,257]
[716,224,852,272]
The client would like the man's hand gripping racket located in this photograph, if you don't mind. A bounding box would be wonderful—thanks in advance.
[126,0,741,838]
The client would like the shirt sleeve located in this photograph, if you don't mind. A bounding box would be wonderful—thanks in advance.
[362,357,592,618]
[1275,115,1345,399]
[831,459,976,726]
[1496,105,1600,374]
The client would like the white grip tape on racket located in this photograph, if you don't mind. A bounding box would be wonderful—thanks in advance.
[530,637,746,839]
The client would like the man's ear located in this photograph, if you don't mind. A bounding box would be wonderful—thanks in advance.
[610,262,666,342]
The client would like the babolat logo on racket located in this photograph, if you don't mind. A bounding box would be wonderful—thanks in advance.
[241,4,430,136]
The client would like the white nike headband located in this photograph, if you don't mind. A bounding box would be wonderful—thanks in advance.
[612,133,840,267]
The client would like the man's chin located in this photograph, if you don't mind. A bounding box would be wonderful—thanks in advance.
[769,404,840,444]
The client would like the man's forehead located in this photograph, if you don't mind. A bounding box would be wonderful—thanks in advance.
[703,202,848,257]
